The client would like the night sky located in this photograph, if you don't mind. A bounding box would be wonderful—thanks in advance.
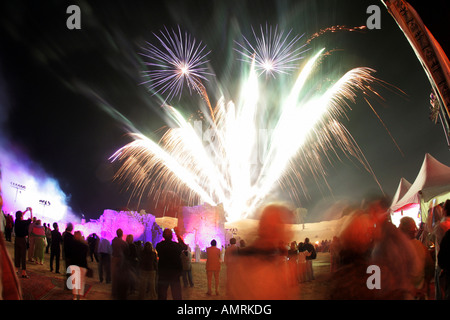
[0,0,449,222]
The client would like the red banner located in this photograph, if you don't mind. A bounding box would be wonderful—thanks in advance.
[382,0,450,120]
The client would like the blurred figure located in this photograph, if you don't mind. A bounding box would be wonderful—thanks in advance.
[27,216,37,262]
[0,177,22,299]
[398,217,434,299]
[329,236,341,273]
[330,197,419,299]
[435,200,450,242]
[287,241,299,286]
[138,242,157,300]
[206,239,221,296]
[156,228,183,300]
[181,245,194,288]
[14,208,33,278]
[224,238,238,295]
[432,200,450,299]
[438,229,450,300]
[5,213,14,242]
[97,231,112,284]
[194,244,201,262]
[31,220,46,265]
[87,233,99,263]
[50,223,62,273]
[27,217,37,262]
[227,203,296,299]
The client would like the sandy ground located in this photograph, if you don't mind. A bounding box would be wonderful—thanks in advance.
[3,239,331,300]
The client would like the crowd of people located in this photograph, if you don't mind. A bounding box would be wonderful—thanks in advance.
[328,198,450,300]
[1,198,450,300]
[0,204,319,300]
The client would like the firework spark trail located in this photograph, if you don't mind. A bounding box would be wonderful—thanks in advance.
[364,97,405,157]
[110,132,217,206]
[306,25,368,44]
[140,26,213,101]
[248,65,381,214]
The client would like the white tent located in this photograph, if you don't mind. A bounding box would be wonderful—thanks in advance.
[390,153,450,222]
[390,177,419,227]
[391,177,412,209]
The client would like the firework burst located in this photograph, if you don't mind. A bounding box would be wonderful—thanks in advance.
[140,26,213,101]
[111,36,383,222]
[234,24,309,78]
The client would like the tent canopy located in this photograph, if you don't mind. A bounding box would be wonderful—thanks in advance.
[390,153,450,221]
[391,177,412,210]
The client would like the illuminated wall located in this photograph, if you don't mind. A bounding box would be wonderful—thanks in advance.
[71,209,163,245]
[178,203,226,250]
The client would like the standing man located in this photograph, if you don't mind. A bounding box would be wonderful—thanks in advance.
[50,222,62,273]
[156,228,184,300]
[62,222,74,290]
[97,231,112,284]
[206,239,221,296]
[111,228,128,299]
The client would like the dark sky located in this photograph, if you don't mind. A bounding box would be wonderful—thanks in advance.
[0,0,449,222]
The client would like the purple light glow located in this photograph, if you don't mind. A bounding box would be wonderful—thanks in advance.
[0,146,78,224]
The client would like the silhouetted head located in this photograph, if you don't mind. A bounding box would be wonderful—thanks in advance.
[126,234,134,244]
[257,203,294,247]
[163,228,173,241]
[116,228,123,238]
[398,216,418,240]
[66,222,74,232]
[16,211,23,220]
[144,241,153,252]
[211,239,217,246]
[74,230,82,241]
